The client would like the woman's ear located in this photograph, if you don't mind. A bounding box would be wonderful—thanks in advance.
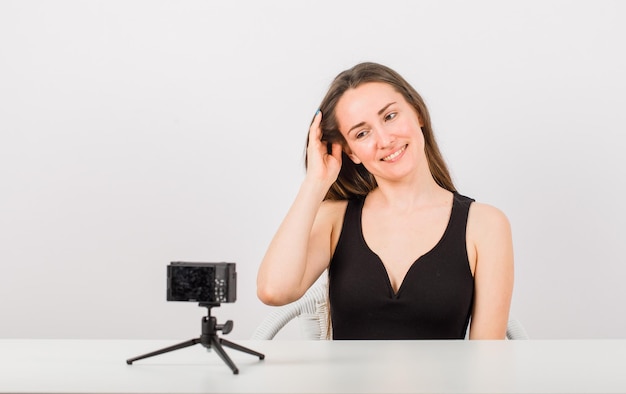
[344,146,362,164]
[418,114,425,127]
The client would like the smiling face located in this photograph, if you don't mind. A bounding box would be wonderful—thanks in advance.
[335,82,426,183]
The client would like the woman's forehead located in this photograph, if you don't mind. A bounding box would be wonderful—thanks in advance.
[336,82,405,128]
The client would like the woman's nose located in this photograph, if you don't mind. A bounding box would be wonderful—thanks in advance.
[376,128,395,148]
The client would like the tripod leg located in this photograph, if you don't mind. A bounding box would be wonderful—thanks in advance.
[209,336,240,374]
[220,338,265,360]
[126,338,200,364]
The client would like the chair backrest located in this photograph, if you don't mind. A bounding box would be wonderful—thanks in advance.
[252,280,529,340]
[505,318,530,340]
[252,280,329,340]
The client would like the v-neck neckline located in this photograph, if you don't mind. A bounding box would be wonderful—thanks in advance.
[356,193,457,298]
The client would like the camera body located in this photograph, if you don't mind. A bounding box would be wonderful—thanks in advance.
[167,262,236,303]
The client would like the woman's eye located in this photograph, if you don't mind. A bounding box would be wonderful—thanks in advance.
[356,130,368,139]
[384,112,397,121]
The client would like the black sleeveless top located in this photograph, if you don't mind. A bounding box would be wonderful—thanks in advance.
[328,193,475,340]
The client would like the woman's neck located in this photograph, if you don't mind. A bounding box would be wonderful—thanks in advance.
[368,173,451,213]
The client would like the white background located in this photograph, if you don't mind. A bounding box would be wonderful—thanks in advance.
[1,0,625,340]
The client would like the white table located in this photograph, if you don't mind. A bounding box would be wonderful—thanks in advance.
[1,338,625,393]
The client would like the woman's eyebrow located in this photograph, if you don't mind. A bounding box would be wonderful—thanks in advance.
[377,102,396,116]
[347,102,397,135]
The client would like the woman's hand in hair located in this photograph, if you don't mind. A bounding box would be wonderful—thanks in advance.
[306,111,342,191]
[258,111,342,305]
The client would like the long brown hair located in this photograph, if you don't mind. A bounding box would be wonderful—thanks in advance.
[307,62,456,200]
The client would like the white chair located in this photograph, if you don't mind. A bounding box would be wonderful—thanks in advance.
[252,280,330,340]
[252,280,529,340]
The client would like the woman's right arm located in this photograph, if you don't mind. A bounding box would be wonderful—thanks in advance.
[256,111,343,306]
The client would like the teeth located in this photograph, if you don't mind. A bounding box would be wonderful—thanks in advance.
[382,145,406,161]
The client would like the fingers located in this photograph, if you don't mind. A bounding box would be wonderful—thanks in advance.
[304,109,342,186]
[330,142,343,162]
[308,110,323,144]
[308,109,342,164]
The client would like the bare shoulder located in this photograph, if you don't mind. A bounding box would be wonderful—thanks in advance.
[466,201,513,272]
[310,199,349,235]
[317,199,349,250]
[318,199,349,221]
[468,201,511,236]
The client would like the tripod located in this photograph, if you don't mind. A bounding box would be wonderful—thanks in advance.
[126,303,264,374]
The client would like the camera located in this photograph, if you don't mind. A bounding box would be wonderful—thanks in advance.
[167,262,236,303]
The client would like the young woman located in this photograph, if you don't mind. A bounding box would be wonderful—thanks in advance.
[257,62,514,339]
